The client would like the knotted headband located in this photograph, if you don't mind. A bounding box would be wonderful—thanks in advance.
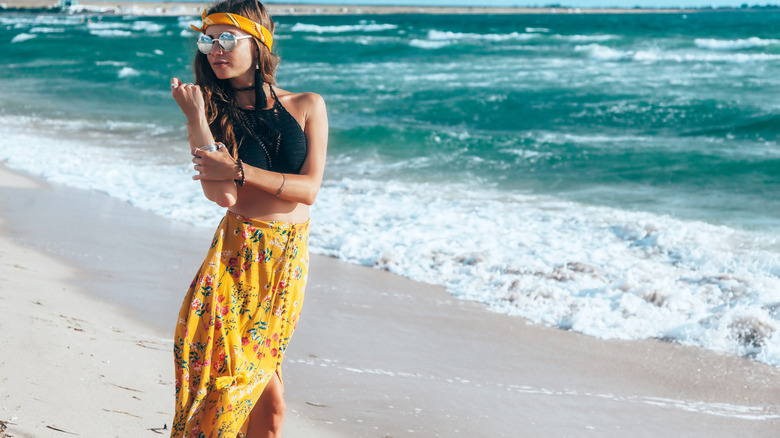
[191,10,274,52]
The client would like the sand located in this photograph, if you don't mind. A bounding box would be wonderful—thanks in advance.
[1,161,780,438]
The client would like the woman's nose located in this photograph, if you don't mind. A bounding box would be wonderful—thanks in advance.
[210,41,225,55]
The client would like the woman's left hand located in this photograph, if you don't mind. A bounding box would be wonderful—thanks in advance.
[192,147,238,182]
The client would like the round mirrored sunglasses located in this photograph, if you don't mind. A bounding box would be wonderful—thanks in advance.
[197,32,254,55]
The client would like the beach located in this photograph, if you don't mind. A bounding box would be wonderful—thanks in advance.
[2,165,779,436]
[2,4,780,437]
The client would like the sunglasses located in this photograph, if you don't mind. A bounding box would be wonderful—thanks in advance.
[197,32,253,54]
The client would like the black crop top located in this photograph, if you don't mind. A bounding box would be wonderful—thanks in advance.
[234,86,307,174]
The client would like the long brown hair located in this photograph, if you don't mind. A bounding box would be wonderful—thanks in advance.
[193,0,280,156]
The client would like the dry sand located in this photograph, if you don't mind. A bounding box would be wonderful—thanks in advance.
[1,162,779,437]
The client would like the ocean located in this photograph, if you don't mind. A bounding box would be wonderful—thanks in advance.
[1,9,778,367]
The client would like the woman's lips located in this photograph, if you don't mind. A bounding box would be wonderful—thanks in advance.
[212,60,229,68]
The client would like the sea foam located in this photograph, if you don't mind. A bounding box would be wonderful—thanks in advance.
[312,177,780,366]
[29,27,65,33]
[90,29,133,38]
[117,67,141,78]
[304,35,402,46]
[575,43,780,63]
[86,21,132,30]
[291,22,398,34]
[695,37,780,51]
[556,34,617,42]
[131,20,165,33]
[426,29,539,42]
[409,39,451,50]
[11,33,36,43]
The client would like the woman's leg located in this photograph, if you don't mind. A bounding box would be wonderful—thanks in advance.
[246,373,286,438]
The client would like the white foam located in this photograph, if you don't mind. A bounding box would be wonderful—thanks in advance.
[427,29,539,42]
[640,397,780,420]
[310,176,780,366]
[11,33,36,43]
[291,22,397,34]
[131,20,165,33]
[303,35,402,46]
[575,44,780,63]
[29,27,65,33]
[409,39,451,50]
[0,15,83,27]
[575,43,631,61]
[96,60,126,67]
[403,73,459,83]
[65,5,116,14]
[695,37,780,51]
[117,5,183,16]
[0,115,223,227]
[536,132,654,145]
[86,21,132,30]
[117,67,140,78]
[556,34,618,42]
[90,29,133,38]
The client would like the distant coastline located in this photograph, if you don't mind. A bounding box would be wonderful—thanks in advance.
[4,0,777,16]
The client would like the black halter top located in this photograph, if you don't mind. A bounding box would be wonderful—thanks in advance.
[234,86,308,174]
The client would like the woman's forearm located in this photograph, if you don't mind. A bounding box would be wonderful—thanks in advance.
[242,166,319,206]
[187,117,238,207]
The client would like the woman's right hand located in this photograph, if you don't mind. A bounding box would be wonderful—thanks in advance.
[170,77,206,122]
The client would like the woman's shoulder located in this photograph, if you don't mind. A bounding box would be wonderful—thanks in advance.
[275,88,326,120]
[277,87,323,104]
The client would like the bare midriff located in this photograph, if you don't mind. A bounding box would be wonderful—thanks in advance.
[228,185,310,224]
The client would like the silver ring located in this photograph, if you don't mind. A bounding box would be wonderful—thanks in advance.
[170,82,178,88]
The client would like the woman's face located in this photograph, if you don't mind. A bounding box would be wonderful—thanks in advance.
[204,24,256,83]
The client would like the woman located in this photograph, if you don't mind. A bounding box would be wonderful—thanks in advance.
[169,0,327,436]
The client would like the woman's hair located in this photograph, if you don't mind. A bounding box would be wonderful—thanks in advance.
[193,0,280,156]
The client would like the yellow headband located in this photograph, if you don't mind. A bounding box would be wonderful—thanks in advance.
[190,10,273,52]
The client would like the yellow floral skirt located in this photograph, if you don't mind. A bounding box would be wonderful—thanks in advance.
[172,212,309,437]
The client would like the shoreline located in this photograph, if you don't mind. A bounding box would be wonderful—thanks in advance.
[0,0,725,15]
[2,162,780,436]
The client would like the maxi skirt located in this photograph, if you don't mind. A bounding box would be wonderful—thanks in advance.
[172,212,309,437]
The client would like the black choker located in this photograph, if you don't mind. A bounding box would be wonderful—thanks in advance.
[233,85,255,92]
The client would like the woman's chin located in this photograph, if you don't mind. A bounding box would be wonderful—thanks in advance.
[213,71,232,80]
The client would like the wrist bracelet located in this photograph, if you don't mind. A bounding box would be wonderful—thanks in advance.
[274,173,285,197]
[197,142,224,152]
[235,159,245,187]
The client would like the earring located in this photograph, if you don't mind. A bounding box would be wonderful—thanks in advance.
[254,54,267,110]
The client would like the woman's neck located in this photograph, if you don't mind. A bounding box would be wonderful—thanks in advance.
[229,70,255,90]
[233,83,272,110]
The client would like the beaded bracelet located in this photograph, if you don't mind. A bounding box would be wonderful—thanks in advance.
[234,159,245,187]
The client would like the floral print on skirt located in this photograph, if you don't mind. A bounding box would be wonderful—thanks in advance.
[172,212,309,437]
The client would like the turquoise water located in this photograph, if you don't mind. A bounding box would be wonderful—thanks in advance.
[2,11,779,230]
[1,10,779,365]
